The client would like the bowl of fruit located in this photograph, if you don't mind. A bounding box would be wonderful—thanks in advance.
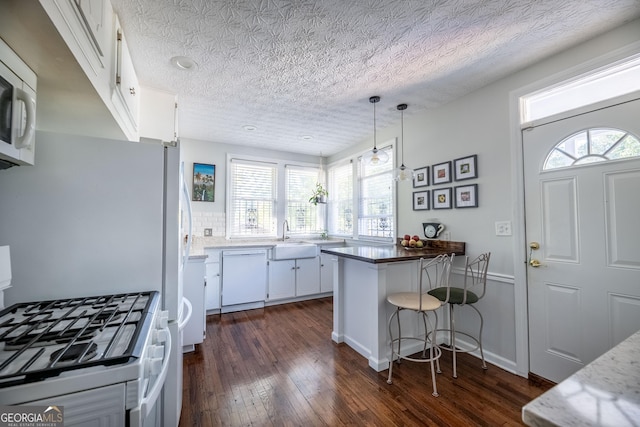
[400,234,424,250]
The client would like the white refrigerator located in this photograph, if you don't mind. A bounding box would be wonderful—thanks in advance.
[0,130,191,427]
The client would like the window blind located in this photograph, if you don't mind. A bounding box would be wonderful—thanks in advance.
[328,161,353,236]
[228,160,277,237]
[285,165,324,234]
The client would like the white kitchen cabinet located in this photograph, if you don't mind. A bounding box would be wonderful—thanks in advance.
[111,15,139,138]
[40,0,141,141]
[320,253,334,293]
[41,0,112,78]
[295,257,320,296]
[268,259,296,300]
[268,257,320,301]
[183,258,205,351]
[204,249,221,312]
[140,87,178,143]
[75,0,111,63]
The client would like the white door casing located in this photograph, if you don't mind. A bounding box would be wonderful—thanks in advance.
[524,98,640,383]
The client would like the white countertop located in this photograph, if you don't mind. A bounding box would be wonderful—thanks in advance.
[522,328,640,426]
[188,236,345,259]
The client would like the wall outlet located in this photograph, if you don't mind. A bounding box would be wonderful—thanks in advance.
[204,228,212,236]
[495,221,512,236]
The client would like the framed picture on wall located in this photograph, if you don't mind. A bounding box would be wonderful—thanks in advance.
[455,184,478,208]
[193,163,215,202]
[413,166,429,188]
[413,190,430,210]
[454,154,478,181]
[432,187,452,209]
[432,161,452,185]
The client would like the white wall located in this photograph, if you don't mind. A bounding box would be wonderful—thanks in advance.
[180,138,320,237]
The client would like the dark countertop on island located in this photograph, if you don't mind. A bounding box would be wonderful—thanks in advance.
[321,240,465,264]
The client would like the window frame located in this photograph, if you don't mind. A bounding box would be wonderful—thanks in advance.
[226,153,324,239]
[327,141,396,242]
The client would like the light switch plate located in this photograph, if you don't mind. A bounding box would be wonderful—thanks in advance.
[204,228,212,236]
[495,221,512,236]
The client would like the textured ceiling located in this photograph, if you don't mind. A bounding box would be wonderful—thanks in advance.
[109,0,640,156]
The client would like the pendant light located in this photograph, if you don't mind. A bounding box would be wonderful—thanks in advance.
[393,103,415,182]
[362,96,389,165]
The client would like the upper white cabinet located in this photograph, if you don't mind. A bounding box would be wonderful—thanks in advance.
[40,0,112,80]
[140,87,178,143]
[40,0,140,141]
[111,15,139,139]
[73,0,111,66]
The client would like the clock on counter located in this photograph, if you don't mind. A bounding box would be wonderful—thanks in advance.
[423,222,445,239]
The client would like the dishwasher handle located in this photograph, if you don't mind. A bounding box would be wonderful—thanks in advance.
[223,250,267,257]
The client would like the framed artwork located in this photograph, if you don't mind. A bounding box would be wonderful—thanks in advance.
[454,154,478,181]
[413,166,429,188]
[455,184,478,208]
[432,187,452,209]
[432,161,452,185]
[192,163,215,202]
[413,190,430,210]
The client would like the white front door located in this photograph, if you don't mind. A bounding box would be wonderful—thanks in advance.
[523,98,640,383]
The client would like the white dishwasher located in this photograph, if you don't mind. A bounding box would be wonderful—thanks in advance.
[222,249,267,312]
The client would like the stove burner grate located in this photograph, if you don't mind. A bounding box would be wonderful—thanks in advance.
[50,342,98,364]
[0,291,159,386]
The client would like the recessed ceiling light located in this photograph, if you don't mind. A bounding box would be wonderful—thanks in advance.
[170,56,197,70]
[300,135,313,140]
[243,125,257,131]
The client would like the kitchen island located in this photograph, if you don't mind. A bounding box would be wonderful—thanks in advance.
[321,240,465,371]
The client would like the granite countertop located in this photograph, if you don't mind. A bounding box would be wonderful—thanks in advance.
[522,328,640,426]
[321,240,465,264]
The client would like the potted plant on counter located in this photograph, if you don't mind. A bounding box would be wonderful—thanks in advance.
[309,182,328,205]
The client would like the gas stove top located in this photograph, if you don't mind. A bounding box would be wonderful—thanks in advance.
[0,291,159,387]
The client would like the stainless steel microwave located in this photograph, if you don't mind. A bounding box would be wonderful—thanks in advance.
[0,38,36,169]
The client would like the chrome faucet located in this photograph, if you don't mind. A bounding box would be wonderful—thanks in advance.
[282,220,290,241]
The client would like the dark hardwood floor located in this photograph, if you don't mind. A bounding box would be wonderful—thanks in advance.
[181,297,551,426]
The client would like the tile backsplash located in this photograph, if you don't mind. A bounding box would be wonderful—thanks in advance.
[191,211,225,237]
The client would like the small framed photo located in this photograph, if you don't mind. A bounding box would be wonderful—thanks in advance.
[455,184,478,208]
[413,190,430,210]
[432,187,452,209]
[413,166,429,188]
[454,154,478,181]
[192,163,215,202]
[432,161,452,185]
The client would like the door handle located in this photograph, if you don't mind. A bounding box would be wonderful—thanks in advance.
[528,242,541,267]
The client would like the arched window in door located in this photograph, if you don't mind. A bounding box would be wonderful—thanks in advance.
[543,127,640,170]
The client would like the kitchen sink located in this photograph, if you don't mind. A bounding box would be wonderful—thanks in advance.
[271,242,318,260]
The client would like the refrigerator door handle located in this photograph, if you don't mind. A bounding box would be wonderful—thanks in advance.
[179,297,192,331]
[180,162,193,265]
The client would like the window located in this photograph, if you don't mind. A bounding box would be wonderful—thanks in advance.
[358,145,394,240]
[522,55,640,124]
[327,161,353,236]
[228,159,277,237]
[544,127,640,170]
[285,165,324,235]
